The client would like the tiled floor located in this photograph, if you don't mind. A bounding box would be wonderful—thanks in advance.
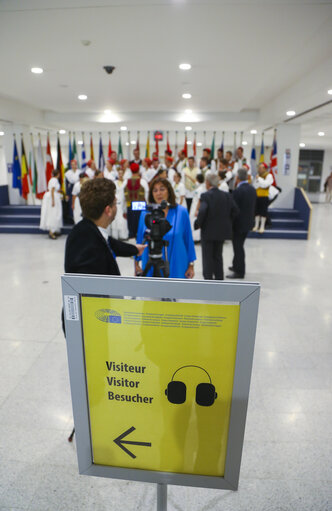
[0,203,331,510]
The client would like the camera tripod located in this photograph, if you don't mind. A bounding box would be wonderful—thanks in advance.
[141,239,170,278]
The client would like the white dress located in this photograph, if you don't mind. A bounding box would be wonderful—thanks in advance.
[40,177,63,232]
[72,181,83,224]
[190,183,206,241]
[111,180,129,239]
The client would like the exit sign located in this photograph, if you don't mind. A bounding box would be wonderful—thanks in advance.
[154,131,163,141]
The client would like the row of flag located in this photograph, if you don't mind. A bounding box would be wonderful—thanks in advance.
[11,130,278,200]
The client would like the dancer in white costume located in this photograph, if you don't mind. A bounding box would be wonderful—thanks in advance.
[190,174,206,242]
[111,169,129,239]
[72,172,89,224]
[40,169,63,239]
[172,171,186,205]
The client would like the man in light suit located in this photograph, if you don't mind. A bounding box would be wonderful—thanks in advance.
[194,174,239,280]
[227,168,256,279]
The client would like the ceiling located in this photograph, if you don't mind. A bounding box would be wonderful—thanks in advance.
[0,0,332,147]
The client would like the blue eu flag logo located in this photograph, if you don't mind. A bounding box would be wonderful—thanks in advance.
[95,309,122,324]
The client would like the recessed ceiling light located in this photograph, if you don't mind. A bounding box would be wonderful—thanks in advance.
[104,109,111,115]
[328,89,332,95]
[182,93,192,99]
[120,126,127,131]
[31,67,43,74]
[286,110,296,116]
[59,129,66,134]
[78,140,83,145]
[197,142,202,147]
[242,141,248,145]
[299,142,306,148]
[185,126,192,131]
[250,129,257,134]
[78,94,87,101]
[125,142,130,146]
[318,131,325,136]
[0,131,4,136]
[179,63,191,70]
[131,140,136,145]
[185,109,192,114]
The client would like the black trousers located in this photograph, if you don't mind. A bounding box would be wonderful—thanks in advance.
[201,240,224,280]
[232,231,248,277]
[186,197,192,213]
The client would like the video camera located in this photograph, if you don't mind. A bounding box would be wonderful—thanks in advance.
[142,200,172,277]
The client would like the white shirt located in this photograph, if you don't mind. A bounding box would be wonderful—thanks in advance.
[254,173,274,189]
[85,168,95,179]
[209,160,217,173]
[172,182,186,204]
[97,226,109,242]
[104,168,117,181]
[167,167,176,183]
[176,159,187,174]
[219,181,229,193]
[141,168,157,183]
[65,168,81,184]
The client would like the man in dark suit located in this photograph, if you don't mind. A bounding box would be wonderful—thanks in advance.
[227,168,256,279]
[65,178,146,276]
[194,174,239,280]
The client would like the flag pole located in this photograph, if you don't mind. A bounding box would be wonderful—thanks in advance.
[136,130,140,153]
[29,132,36,205]
[127,130,131,160]
[20,132,28,204]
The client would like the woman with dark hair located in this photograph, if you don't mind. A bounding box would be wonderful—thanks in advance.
[135,177,196,278]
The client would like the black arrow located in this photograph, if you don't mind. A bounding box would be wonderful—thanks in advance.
[113,426,152,459]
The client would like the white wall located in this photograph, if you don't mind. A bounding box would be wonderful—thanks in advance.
[273,124,301,208]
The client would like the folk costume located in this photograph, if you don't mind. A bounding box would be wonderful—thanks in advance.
[40,177,63,236]
[124,163,148,238]
[253,163,274,233]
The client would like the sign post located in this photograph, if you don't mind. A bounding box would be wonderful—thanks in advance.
[62,275,259,508]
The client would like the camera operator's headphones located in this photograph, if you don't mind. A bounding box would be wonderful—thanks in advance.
[165,365,218,407]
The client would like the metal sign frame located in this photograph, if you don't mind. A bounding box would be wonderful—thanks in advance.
[61,274,260,491]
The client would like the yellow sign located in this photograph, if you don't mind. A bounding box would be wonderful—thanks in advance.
[81,297,240,477]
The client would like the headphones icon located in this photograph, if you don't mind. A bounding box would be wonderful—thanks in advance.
[165,365,218,407]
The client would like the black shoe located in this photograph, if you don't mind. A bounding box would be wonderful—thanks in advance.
[226,272,244,279]
[228,266,234,271]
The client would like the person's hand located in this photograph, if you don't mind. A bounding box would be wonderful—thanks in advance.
[185,265,195,279]
[135,261,143,276]
[52,201,55,207]
[123,213,127,219]
[136,244,147,256]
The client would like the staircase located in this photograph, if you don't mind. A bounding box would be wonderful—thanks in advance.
[0,190,311,240]
[0,205,73,234]
[248,208,308,240]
